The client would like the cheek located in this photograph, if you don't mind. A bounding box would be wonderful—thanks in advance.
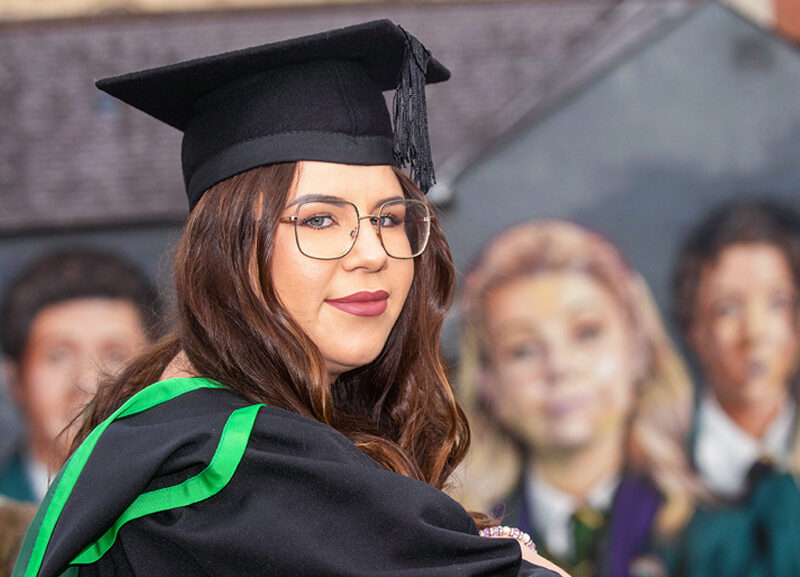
[485,367,546,434]
[395,260,414,310]
[492,371,542,411]
[270,236,333,323]
[22,359,71,405]
[765,319,800,372]
[767,315,799,347]
[592,353,624,382]
[708,319,740,351]
[692,319,738,379]
[18,366,75,436]
[591,352,636,411]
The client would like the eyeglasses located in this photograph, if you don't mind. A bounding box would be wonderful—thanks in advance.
[279,199,432,260]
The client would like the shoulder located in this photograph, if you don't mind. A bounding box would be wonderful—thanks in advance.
[608,474,663,542]
[20,379,386,576]
[62,377,377,515]
[493,473,526,527]
[59,380,380,507]
[106,381,378,469]
[615,474,663,508]
[0,449,35,503]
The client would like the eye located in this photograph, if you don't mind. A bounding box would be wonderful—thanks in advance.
[712,299,740,318]
[45,347,74,365]
[769,292,795,312]
[299,213,336,229]
[102,347,131,368]
[505,341,543,362]
[378,213,403,228]
[574,321,603,342]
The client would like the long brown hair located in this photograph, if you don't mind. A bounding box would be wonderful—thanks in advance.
[72,162,468,492]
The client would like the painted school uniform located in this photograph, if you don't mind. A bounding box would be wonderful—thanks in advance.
[0,447,37,503]
[666,393,800,577]
[497,470,662,577]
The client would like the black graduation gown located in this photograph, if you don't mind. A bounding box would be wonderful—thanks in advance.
[14,378,556,577]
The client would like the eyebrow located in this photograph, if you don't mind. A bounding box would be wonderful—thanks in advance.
[286,193,406,210]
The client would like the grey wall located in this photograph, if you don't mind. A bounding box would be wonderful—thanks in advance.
[440,3,800,355]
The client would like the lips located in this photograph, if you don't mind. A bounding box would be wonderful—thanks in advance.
[747,359,768,379]
[326,290,389,317]
[543,394,592,417]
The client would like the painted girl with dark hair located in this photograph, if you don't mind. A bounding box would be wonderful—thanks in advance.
[669,198,800,577]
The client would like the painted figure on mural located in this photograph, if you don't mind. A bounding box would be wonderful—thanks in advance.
[452,220,703,577]
[0,248,159,575]
[669,198,800,576]
[0,248,160,502]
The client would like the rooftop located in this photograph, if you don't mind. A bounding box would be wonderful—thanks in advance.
[0,0,691,233]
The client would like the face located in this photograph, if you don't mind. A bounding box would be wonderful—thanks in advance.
[690,243,799,409]
[9,298,149,468]
[482,272,639,454]
[270,162,415,381]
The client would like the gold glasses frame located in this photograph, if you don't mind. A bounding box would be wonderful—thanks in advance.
[278,198,432,260]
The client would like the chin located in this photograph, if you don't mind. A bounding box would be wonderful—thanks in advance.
[728,378,786,406]
[325,346,386,376]
[551,432,595,451]
[534,420,595,450]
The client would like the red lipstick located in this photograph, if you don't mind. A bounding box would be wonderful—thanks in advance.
[326,290,389,317]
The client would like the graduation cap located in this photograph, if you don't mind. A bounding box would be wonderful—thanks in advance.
[96,20,449,209]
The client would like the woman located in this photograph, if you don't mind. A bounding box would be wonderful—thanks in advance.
[12,21,565,577]
[453,221,701,577]
[670,198,800,577]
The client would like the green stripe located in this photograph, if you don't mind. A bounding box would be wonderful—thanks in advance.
[72,403,261,565]
[14,377,226,577]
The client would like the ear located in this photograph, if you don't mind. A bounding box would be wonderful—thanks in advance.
[687,320,706,359]
[2,359,23,407]
[630,337,650,385]
[477,366,499,411]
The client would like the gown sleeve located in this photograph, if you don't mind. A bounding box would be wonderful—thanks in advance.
[14,387,557,577]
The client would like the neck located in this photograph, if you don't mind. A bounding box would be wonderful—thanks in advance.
[29,435,62,475]
[714,389,789,439]
[159,350,198,381]
[530,430,625,499]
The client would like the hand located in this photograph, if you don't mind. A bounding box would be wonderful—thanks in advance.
[520,546,571,577]
[481,531,571,577]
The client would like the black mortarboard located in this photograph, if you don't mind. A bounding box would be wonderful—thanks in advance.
[96,20,449,209]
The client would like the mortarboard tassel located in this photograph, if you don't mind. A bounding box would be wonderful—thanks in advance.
[393,28,436,193]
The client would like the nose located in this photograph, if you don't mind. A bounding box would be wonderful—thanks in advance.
[743,300,768,344]
[341,216,389,271]
[72,355,102,400]
[542,340,572,386]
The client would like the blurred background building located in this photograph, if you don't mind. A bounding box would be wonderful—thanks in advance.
[1,0,799,427]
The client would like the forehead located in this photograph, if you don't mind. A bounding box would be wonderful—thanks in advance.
[287,161,403,204]
[485,271,625,328]
[701,243,796,292]
[27,298,146,342]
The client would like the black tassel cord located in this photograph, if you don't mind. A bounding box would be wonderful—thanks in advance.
[393,28,436,194]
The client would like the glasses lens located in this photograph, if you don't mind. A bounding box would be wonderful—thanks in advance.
[294,201,359,259]
[378,200,431,258]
